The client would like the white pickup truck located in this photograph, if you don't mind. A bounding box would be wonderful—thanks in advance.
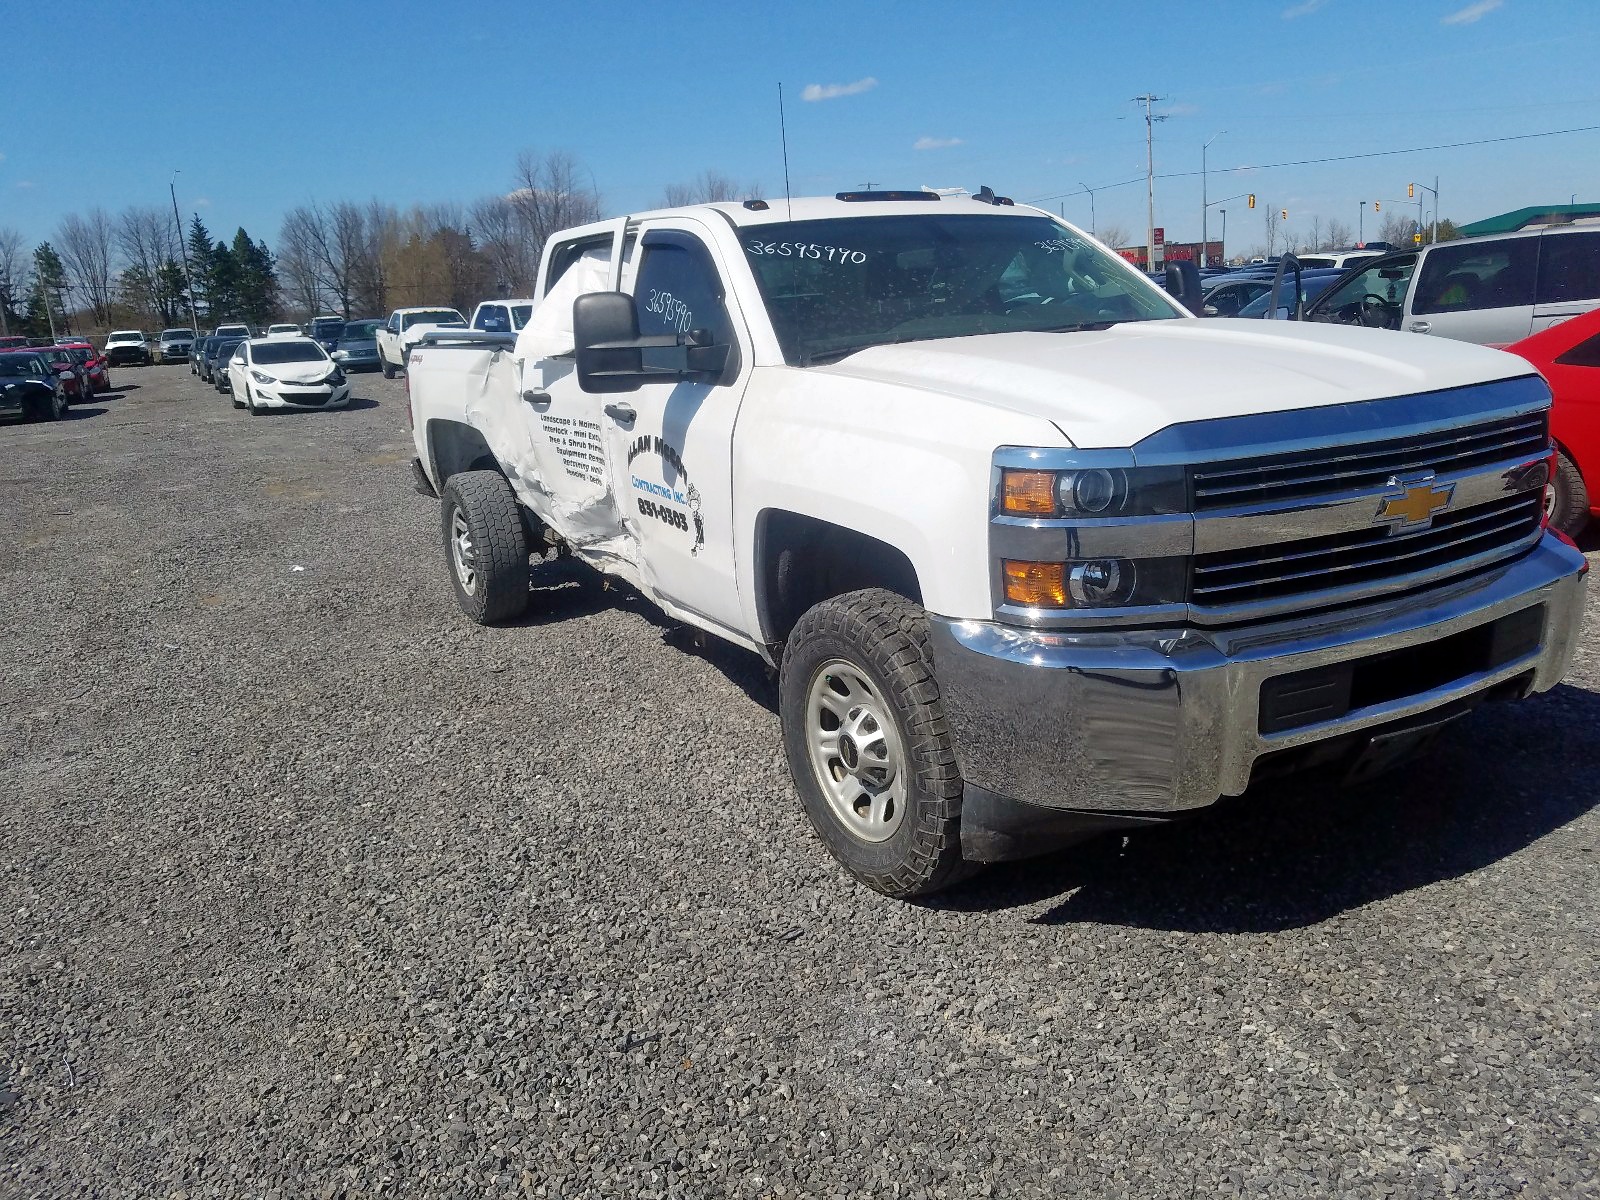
[406,191,1588,897]
[376,306,467,378]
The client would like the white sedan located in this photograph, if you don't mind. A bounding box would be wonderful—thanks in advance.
[226,337,351,414]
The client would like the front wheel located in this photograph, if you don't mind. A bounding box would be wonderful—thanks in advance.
[1547,448,1591,539]
[440,470,530,624]
[778,589,973,898]
[380,351,396,380]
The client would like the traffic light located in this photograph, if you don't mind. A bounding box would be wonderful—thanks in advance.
[1407,182,1415,198]
[1247,194,1256,209]
[1280,209,1288,220]
[1374,201,1381,212]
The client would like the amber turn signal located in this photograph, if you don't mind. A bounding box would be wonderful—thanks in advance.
[1000,469,1057,515]
[1003,559,1068,607]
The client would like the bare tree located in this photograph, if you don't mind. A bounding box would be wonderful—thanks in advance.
[1306,216,1325,254]
[1378,212,1417,248]
[116,206,182,323]
[1325,219,1353,251]
[0,227,26,336]
[470,193,536,296]
[352,201,400,315]
[276,210,324,320]
[1262,206,1283,257]
[661,169,760,206]
[509,150,602,272]
[57,209,118,325]
[1096,223,1131,252]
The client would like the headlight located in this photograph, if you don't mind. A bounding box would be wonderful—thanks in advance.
[325,368,345,385]
[250,370,277,384]
[1001,556,1186,610]
[998,465,1186,517]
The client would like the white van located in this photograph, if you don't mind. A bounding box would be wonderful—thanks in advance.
[1296,250,1384,271]
[1305,226,1600,346]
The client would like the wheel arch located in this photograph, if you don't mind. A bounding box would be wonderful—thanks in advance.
[426,418,501,486]
[753,509,925,650]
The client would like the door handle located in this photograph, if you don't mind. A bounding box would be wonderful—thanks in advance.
[604,402,637,424]
[1410,321,1431,333]
[522,390,550,408]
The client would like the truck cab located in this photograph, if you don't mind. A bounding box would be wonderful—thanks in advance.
[406,192,1588,898]
[376,307,467,377]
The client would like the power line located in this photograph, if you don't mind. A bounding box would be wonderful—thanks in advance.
[1030,122,1600,205]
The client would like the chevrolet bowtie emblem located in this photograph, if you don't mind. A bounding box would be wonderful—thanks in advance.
[1376,476,1455,531]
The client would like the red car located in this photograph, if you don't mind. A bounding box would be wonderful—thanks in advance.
[1506,307,1600,538]
[16,346,92,403]
[57,340,111,394]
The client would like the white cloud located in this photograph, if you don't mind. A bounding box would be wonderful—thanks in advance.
[913,136,964,151]
[15,180,34,190]
[802,77,878,102]
[1282,0,1331,17]
[1442,0,1501,22]
[194,196,211,208]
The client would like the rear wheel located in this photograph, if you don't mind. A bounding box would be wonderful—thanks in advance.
[440,470,530,624]
[1547,448,1591,539]
[778,589,974,898]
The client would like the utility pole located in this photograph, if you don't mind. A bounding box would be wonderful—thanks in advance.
[1220,209,1227,262]
[170,173,201,333]
[1133,94,1167,271]
[1358,201,1365,245]
[1078,181,1096,237]
[1202,131,1226,269]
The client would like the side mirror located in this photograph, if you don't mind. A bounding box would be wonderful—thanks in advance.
[1202,304,1219,317]
[574,292,645,394]
[573,291,731,394]
[1163,260,1204,314]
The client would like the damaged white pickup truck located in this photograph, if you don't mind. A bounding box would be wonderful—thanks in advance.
[406,190,1588,897]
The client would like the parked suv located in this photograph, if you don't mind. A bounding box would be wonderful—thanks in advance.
[156,328,197,363]
[1305,226,1600,346]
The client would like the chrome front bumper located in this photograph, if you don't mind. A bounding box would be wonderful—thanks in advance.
[931,535,1588,822]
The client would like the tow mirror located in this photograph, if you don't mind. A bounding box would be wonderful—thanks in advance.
[1163,260,1204,314]
[573,292,731,394]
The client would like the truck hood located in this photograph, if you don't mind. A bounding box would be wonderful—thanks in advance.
[814,319,1536,449]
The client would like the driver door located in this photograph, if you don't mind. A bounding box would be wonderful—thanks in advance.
[600,221,751,635]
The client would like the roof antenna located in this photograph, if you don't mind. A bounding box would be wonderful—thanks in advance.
[778,83,793,221]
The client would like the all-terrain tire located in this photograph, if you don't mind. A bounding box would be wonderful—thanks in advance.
[440,470,530,625]
[1547,448,1591,539]
[778,588,976,899]
[380,352,396,380]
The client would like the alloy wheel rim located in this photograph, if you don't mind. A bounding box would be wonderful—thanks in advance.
[804,660,908,843]
[451,510,478,595]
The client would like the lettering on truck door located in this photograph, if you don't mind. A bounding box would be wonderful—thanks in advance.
[600,224,749,634]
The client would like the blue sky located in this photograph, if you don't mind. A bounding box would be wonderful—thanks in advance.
[3,0,1597,256]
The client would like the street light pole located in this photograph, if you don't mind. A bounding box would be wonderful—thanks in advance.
[1202,131,1226,269]
[1133,94,1166,272]
[1358,201,1365,244]
[1220,209,1227,262]
[1078,181,1096,237]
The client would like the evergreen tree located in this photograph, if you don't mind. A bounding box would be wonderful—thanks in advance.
[24,243,67,338]
[187,215,217,322]
[230,228,278,327]
[209,238,239,324]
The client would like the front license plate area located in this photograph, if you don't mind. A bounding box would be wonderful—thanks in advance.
[1342,711,1462,786]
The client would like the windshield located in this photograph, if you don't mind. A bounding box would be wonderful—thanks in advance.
[214,339,243,357]
[311,319,344,335]
[107,332,141,343]
[252,341,329,365]
[511,304,533,327]
[161,329,191,339]
[340,321,380,339]
[739,214,1179,364]
[1306,254,1418,329]
[65,348,92,363]
[402,310,464,329]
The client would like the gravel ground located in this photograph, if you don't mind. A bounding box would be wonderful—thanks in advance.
[3,365,1599,1199]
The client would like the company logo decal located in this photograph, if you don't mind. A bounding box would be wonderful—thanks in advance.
[626,434,704,554]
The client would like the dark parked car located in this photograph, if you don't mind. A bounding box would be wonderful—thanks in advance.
[330,318,382,372]
[0,351,70,421]
[194,336,222,382]
[209,337,246,392]
[308,316,345,351]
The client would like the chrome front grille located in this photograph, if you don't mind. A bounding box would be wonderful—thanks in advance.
[1193,492,1544,609]
[1191,411,1549,511]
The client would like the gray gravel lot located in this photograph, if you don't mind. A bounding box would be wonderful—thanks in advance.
[3,366,1599,1198]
